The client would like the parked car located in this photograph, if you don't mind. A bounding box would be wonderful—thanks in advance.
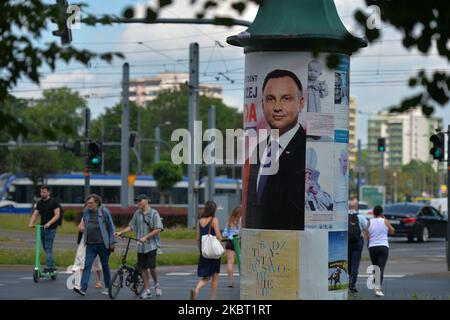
[382,203,448,242]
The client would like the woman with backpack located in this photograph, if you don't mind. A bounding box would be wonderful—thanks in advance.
[364,205,395,297]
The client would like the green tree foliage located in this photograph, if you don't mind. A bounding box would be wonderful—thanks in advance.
[0,0,123,138]
[367,160,440,202]
[353,1,450,116]
[152,161,183,204]
[152,161,183,191]
[6,147,63,198]
[90,85,242,174]
[1,88,88,173]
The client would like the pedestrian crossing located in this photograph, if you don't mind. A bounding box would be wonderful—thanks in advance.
[165,272,240,276]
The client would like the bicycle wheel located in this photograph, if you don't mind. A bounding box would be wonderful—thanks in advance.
[33,269,39,283]
[109,271,123,299]
[132,273,145,296]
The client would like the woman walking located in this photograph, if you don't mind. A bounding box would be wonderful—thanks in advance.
[191,201,223,300]
[364,205,395,297]
[222,207,241,288]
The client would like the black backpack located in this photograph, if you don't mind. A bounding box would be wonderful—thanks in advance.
[348,214,361,243]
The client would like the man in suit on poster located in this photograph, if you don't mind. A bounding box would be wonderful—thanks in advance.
[244,69,306,230]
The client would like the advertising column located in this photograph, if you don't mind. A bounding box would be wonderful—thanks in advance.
[228,0,366,300]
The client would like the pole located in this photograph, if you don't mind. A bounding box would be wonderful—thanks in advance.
[446,124,450,271]
[380,149,385,188]
[120,63,130,208]
[137,105,142,174]
[84,107,91,200]
[207,105,216,201]
[101,119,105,174]
[154,126,161,163]
[356,139,361,201]
[188,43,199,229]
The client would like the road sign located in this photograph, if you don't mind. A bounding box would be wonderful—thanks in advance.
[360,185,385,208]
[128,175,137,187]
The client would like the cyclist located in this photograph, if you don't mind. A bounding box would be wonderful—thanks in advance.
[115,194,164,299]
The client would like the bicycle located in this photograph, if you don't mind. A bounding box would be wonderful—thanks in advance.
[108,235,145,299]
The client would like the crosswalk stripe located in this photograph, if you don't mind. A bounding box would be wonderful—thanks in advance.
[358,275,406,278]
[165,272,194,276]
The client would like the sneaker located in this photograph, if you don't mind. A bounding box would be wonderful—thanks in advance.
[155,284,162,297]
[349,287,358,294]
[140,289,152,299]
[101,289,109,295]
[375,289,384,297]
[190,288,197,300]
[73,287,86,296]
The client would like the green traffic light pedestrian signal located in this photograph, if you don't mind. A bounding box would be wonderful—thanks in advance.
[377,138,386,153]
[430,133,445,161]
[87,141,102,169]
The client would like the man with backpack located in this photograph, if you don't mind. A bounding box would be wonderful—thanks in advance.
[28,185,61,273]
[348,198,368,294]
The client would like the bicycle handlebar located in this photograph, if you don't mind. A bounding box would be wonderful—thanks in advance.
[119,234,141,242]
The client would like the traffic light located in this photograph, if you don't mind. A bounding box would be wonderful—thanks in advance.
[51,0,72,46]
[87,141,102,169]
[129,132,137,148]
[63,140,81,156]
[377,138,386,153]
[430,132,445,161]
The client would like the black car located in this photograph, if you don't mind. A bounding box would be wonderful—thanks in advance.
[382,203,448,242]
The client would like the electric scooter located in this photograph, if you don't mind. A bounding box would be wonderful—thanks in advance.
[33,224,57,282]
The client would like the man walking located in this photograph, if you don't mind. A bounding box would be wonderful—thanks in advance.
[348,198,368,293]
[115,194,164,299]
[28,185,61,273]
[74,194,115,296]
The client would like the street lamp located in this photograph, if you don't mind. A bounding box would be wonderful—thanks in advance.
[155,121,171,163]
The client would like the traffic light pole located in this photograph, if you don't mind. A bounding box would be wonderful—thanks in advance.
[120,63,130,208]
[380,150,385,188]
[84,108,91,200]
[356,139,361,201]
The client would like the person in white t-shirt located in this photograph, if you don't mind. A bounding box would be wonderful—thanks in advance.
[364,205,395,297]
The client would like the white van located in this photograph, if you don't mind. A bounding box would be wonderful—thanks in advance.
[430,198,448,216]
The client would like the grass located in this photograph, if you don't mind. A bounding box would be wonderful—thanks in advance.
[0,214,78,235]
[0,249,204,268]
[0,214,196,239]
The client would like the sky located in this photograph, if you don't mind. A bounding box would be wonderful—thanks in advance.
[11,0,450,146]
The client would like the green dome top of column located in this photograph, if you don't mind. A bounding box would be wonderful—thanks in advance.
[227,0,367,53]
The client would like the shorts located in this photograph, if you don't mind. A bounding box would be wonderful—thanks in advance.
[137,250,157,269]
[225,239,235,251]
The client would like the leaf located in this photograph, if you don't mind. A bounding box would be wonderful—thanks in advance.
[123,7,134,19]
[146,8,158,22]
[231,2,246,15]
[159,0,173,8]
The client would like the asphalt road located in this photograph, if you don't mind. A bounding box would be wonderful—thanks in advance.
[0,235,449,300]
